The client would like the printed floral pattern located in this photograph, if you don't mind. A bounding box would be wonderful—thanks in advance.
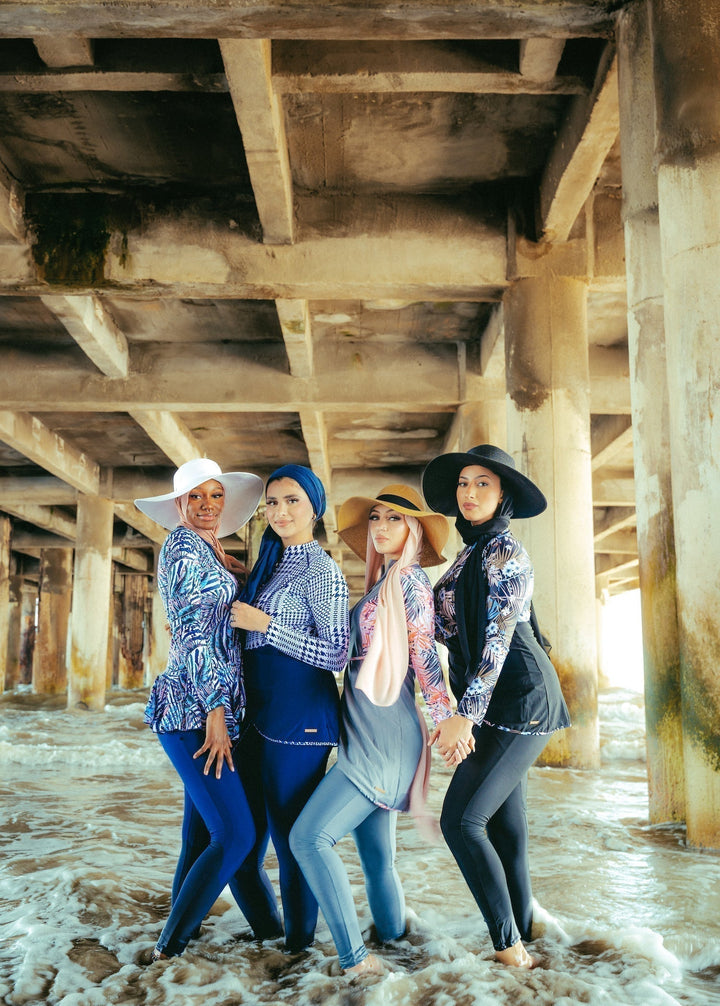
[435,529,534,727]
[144,527,244,738]
[358,564,452,724]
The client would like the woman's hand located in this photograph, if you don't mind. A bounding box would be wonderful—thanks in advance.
[429,714,475,767]
[194,706,235,779]
[230,601,272,634]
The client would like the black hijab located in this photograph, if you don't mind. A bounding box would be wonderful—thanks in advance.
[453,493,550,695]
[453,496,512,686]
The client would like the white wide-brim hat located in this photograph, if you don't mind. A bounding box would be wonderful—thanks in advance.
[134,458,264,538]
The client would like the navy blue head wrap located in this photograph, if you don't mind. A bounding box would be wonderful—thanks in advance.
[241,464,326,603]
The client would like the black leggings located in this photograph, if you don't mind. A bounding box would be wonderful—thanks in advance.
[440,725,548,951]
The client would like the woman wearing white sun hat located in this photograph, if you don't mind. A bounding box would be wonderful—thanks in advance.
[134,457,263,961]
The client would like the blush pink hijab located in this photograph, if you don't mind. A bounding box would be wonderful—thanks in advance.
[354,515,440,841]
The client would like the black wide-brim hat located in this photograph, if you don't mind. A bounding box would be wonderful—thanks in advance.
[422,444,547,519]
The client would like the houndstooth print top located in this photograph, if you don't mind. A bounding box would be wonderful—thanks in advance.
[245,540,349,673]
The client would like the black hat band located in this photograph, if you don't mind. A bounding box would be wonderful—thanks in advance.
[375,493,421,512]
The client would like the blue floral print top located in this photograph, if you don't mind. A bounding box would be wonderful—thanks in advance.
[435,528,534,728]
[144,527,244,739]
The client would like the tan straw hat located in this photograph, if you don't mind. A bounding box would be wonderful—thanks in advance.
[134,457,263,537]
[338,484,449,567]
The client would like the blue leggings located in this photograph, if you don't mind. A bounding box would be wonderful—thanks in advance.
[156,730,255,957]
[229,726,332,951]
[440,726,548,951]
[290,765,405,970]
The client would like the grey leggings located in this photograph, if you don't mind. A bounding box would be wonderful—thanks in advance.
[440,725,548,951]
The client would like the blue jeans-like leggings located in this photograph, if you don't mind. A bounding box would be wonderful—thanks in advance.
[290,764,405,970]
[156,730,255,957]
[440,725,548,952]
[229,727,332,951]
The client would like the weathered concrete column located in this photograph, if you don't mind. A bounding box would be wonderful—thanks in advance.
[147,547,169,682]
[0,516,10,692]
[19,580,38,684]
[68,495,114,711]
[32,548,73,695]
[118,574,148,689]
[5,568,23,690]
[617,1,684,824]
[650,0,720,847]
[504,273,599,768]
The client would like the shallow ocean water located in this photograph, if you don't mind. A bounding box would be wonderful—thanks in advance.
[1,687,719,1006]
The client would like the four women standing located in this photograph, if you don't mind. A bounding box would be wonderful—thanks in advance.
[137,446,569,974]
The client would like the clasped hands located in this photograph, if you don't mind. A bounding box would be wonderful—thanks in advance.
[229,600,272,634]
[429,713,475,767]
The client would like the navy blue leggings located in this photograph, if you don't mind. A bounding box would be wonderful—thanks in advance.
[156,730,255,956]
[440,725,548,952]
[229,725,332,951]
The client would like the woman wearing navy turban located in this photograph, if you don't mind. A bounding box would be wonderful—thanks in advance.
[229,465,350,952]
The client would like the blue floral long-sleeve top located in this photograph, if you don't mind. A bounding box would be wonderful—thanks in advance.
[144,527,245,739]
[245,540,349,673]
[434,529,534,727]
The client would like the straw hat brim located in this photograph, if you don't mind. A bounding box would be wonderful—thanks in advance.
[134,471,264,537]
[338,491,449,567]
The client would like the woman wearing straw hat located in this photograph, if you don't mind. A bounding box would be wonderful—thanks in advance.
[227,465,349,953]
[421,445,570,970]
[289,484,457,978]
[133,457,264,961]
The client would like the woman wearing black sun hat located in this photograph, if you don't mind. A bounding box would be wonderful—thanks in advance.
[422,444,570,970]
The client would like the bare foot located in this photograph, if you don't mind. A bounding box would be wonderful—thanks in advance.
[494,942,539,969]
[343,953,385,979]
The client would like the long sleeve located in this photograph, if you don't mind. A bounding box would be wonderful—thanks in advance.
[457,535,534,726]
[401,566,453,725]
[145,527,244,737]
[246,541,350,673]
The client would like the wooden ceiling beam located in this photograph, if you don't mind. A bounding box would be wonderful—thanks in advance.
[0,3,621,41]
[220,38,295,245]
[538,43,619,243]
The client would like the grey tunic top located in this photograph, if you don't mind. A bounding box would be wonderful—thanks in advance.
[336,563,452,811]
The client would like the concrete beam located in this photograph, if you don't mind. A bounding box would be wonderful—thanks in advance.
[519,38,566,82]
[0,477,78,505]
[538,43,619,243]
[33,36,94,67]
[0,3,621,40]
[0,339,629,416]
[1,503,76,539]
[591,414,633,469]
[272,40,585,95]
[14,193,507,299]
[593,528,638,554]
[128,411,202,467]
[593,506,636,541]
[40,295,129,378]
[299,408,333,512]
[113,548,151,571]
[593,469,635,507]
[220,38,295,245]
[276,299,313,378]
[114,502,168,545]
[0,411,100,494]
[0,70,226,92]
